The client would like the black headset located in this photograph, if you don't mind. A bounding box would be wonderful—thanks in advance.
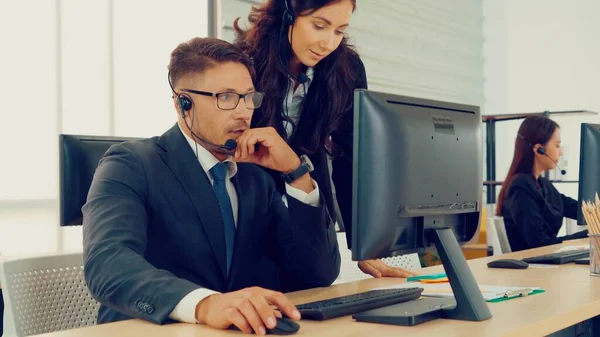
[167,72,193,118]
[278,0,307,84]
[282,0,296,26]
[167,72,237,152]
[517,133,546,155]
[518,132,566,174]
[177,95,193,117]
[279,0,307,133]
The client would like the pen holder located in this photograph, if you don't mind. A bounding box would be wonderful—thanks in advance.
[590,234,600,277]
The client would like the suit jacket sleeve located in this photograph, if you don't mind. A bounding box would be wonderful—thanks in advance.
[506,180,563,248]
[559,194,588,240]
[562,194,578,220]
[331,54,368,249]
[266,188,341,291]
[82,144,200,324]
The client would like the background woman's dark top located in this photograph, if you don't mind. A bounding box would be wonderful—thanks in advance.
[502,173,588,251]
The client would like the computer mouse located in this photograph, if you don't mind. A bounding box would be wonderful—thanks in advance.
[487,258,529,269]
[267,317,300,335]
[229,317,300,335]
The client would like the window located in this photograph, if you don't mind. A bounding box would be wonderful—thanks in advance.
[0,0,209,256]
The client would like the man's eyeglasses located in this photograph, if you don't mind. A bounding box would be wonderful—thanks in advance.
[181,89,264,110]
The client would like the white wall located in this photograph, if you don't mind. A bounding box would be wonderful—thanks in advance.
[0,0,209,256]
[483,0,600,233]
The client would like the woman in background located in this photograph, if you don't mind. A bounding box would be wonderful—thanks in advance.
[496,116,588,251]
[234,0,416,278]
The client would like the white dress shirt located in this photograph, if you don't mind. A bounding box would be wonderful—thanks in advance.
[283,67,314,138]
[169,125,320,323]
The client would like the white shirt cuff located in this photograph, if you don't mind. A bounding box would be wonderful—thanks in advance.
[284,178,320,206]
[169,288,219,323]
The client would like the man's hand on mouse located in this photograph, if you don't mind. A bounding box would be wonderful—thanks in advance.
[195,286,301,335]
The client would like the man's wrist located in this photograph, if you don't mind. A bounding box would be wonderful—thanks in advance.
[289,173,314,193]
[195,294,215,324]
[281,156,302,174]
[281,154,314,185]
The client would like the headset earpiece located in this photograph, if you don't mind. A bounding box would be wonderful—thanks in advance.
[168,71,192,117]
[282,0,295,25]
[177,94,192,117]
[283,10,295,25]
[536,147,546,155]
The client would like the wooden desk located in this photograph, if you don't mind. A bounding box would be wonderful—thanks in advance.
[32,240,598,337]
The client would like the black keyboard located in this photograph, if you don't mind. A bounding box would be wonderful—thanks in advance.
[295,288,423,320]
[522,249,590,264]
[575,258,590,265]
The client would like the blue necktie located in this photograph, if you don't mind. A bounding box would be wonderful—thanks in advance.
[209,162,236,275]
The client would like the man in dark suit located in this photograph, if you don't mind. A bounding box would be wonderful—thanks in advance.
[82,37,340,335]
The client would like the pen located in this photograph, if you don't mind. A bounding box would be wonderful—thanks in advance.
[501,288,532,298]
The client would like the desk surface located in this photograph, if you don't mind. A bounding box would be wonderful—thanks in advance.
[32,239,598,337]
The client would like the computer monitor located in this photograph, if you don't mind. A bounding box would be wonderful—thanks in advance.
[59,134,138,226]
[577,123,600,225]
[351,89,491,323]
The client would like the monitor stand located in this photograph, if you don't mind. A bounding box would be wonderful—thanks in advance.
[353,227,492,326]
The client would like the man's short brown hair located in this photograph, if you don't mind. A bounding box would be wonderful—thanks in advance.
[168,37,254,88]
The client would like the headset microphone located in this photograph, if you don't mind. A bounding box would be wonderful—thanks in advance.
[181,107,238,153]
[223,139,238,151]
[536,147,566,175]
[179,102,238,153]
[518,132,566,175]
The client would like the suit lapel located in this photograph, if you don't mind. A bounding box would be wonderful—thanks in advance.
[157,124,228,282]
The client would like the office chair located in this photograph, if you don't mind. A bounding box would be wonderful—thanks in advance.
[0,253,100,337]
[492,217,512,254]
[334,233,422,284]
[486,216,504,255]
[59,134,139,226]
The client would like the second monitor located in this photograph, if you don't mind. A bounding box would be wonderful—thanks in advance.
[351,89,491,324]
[578,123,600,225]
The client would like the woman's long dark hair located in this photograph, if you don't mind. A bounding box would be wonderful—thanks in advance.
[496,116,559,215]
[234,0,359,156]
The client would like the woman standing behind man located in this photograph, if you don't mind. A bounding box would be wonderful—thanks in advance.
[234,0,416,278]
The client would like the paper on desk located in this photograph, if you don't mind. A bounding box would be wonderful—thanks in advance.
[373,283,541,301]
[528,263,559,269]
[554,245,589,253]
